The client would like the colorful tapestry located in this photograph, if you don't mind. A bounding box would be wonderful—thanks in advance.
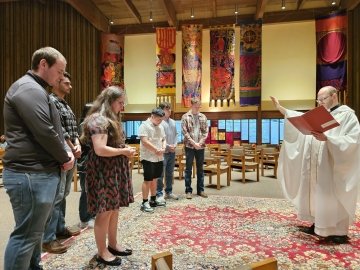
[316,11,347,93]
[156,27,176,95]
[239,21,262,106]
[182,25,202,107]
[210,27,235,104]
[42,196,360,269]
[100,33,124,90]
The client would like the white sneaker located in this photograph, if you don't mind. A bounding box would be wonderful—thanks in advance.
[87,218,95,228]
[165,193,179,200]
[141,201,154,213]
[152,196,166,207]
[79,218,95,229]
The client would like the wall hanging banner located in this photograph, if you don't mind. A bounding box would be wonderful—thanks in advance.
[100,33,124,90]
[239,21,262,106]
[156,27,176,95]
[209,27,235,105]
[182,25,202,107]
[315,11,347,93]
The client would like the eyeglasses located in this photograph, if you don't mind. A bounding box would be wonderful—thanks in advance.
[316,95,332,103]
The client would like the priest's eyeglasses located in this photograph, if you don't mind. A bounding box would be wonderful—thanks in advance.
[316,95,331,103]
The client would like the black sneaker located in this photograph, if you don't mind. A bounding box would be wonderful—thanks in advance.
[149,197,166,207]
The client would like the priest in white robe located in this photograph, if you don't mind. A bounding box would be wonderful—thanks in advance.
[271,86,360,244]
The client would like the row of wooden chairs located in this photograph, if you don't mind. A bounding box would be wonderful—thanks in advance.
[174,144,279,190]
[128,143,279,191]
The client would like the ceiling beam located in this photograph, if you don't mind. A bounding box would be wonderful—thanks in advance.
[255,0,269,19]
[263,7,337,23]
[296,0,306,10]
[342,0,360,9]
[112,7,338,35]
[123,0,142,24]
[112,14,253,35]
[65,0,109,32]
[212,0,217,18]
[159,0,177,26]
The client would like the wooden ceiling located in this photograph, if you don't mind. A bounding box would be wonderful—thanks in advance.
[66,0,360,34]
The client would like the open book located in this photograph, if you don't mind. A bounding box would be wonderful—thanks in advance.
[287,105,340,135]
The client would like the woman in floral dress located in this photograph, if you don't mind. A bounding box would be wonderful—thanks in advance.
[80,86,136,266]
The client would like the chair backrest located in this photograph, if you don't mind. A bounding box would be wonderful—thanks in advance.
[230,148,245,156]
[175,146,183,155]
[261,147,277,155]
[219,143,230,150]
[255,144,266,151]
[204,148,212,158]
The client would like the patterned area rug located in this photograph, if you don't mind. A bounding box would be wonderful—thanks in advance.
[42,195,360,269]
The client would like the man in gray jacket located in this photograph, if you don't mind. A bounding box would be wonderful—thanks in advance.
[2,47,74,270]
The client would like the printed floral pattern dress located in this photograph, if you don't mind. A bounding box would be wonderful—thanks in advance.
[85,113,134,214]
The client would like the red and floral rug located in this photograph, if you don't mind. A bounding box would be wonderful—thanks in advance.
[42,195,360,269]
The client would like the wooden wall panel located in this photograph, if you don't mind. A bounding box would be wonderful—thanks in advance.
[0,0,101,134]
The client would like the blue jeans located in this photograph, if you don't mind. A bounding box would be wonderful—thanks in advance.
[184,147,205,194]
[43,164,75,243]
[156,152,176,197]
[78,171,93,222]
[3,169,60,270]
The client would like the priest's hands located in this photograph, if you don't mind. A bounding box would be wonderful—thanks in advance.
[311,131,327,141]
[270,96,286,115]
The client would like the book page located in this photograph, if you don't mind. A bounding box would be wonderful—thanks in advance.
[287,106,339,135]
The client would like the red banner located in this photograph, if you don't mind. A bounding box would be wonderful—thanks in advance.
[100,33,124,90]
[156,27,176,95]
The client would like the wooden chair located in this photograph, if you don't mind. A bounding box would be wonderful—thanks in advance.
[175,145,185,179]
[207,143,219,155]
[72,168,78,192]
[228,148,259,183]
[203,148,231,190]
[215,143,230,158]
[134,145,142,174]
[151,251,172,270]
[128,144,140,172]
[238,257,278,270]
[176,145,197,180]
[260,147,279,178]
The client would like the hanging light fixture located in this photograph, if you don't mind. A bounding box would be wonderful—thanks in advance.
[109,18,114,25]
[190,7,195,18]
[149,0,153,21]
[235,4,238,14]
[190,0,194,18]
[331,0,336,5]
[281,0,286,10]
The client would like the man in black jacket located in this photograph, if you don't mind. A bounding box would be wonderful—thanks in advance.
[3,47,74,270]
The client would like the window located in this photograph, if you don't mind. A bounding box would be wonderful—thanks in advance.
[123,118,284,145]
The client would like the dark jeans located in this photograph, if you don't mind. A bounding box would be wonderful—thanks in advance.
[3,169,60,270]
[78,171,93,222]
[43,164,76,243]
[184,147,205,194]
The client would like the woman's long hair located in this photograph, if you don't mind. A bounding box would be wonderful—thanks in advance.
[80,86,125,146]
